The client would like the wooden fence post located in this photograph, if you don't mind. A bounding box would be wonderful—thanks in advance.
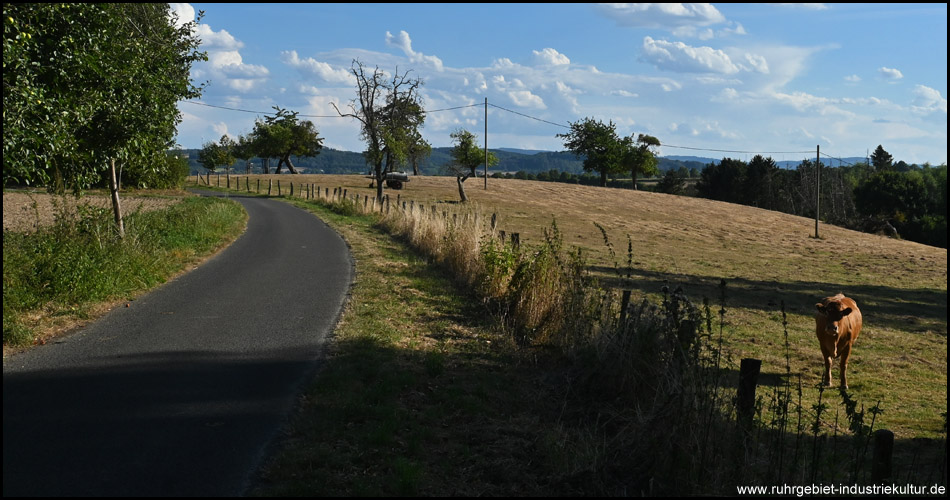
[511,233,520,249]
[619,290,632,327]
[268,179,272,196]
[737,358,761,435]
[872,429,894,483]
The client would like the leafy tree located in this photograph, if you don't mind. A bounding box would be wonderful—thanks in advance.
[251,106,323,174]
[855,170,927,224]
[743,155,780,209]
[870,145,893,170]
[620,133,661,190]
[656,168,686,195]
[557,117,622,187]
[234,134,256,174]
[696,158,747,202]
[198,135,236,175]
[382,92,430,175]
[446,129,498,202]
[3,3,207,236]
[333,59,425,200]
[198,141,220,173]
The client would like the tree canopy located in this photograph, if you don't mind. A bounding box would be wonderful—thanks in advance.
[3,3,207,192]
[557,117,623,187]
[447,129,498,202]
[870,145,894,171]
[198,135,236,173]
[333,59,426,200]
[249,106,323,174]
[620,133,661,190]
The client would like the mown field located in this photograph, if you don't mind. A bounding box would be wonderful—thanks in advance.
[205,173,947,440]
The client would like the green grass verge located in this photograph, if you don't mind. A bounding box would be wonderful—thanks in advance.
[3,195,247,346]
[249,198,576,496]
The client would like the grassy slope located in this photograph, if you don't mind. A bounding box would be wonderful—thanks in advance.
[215,173,946,440]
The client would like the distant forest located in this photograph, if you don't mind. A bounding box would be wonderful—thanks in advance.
[181,147,712,177]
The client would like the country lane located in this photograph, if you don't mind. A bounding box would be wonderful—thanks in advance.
[3,192,353,496]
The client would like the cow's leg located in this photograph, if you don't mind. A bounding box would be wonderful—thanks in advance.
[820,346,834,387]
[839,345,852,390]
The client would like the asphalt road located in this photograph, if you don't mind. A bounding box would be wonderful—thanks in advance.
[3,193,353,496]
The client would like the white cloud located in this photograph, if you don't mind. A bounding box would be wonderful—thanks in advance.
[195,24,243,51]
[509,90,546,109]
[777,4,829,10]
[641,36,740,74]
[743,53,770,74]
[597,3,726,30]
[911,85,947,114]
[612,90,639,97]
[532,48,571,66]
[844,74,861,83]
[281,51,353,84]
[385,30,444,71]
[492,58,516,69]
[771,90,856,117]
[168,3,195,30]
[878,67,904,81]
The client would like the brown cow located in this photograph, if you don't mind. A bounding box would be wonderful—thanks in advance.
[815,294,863,389]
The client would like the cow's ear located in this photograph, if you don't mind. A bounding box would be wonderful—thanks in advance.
[816,302,825,313]
[840,307,852,316]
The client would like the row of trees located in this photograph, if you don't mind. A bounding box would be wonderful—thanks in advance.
[4,3,207,235]
[693,148,947,247]
[198,107,324,176]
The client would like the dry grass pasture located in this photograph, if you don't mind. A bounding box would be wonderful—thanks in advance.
[3,189,187,233]
[209,173,946,439]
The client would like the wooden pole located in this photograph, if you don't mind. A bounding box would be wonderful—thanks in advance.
[619,290,632,328]
[871,429,894,483]
[815,145,820,239]
[108,158,125,238]
[484,97,488,190]
[737,358,761,435]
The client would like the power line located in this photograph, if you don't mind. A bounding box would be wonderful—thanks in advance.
[183,99,859,160]
[487,103,570,128]
[819,151,860,167]
[660,144,813,155]
[182,100,480,118]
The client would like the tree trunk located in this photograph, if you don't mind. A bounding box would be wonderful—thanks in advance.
[457,170,474,202]
[457,176,468,203]
[600,170,608,187]
[261,158,270,174]
[108,158,125,238]
[631,170,638,190]
[375,165,385,202]
[282,154,300,174]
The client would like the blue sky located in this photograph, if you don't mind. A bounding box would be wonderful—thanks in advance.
[171,3,947,165]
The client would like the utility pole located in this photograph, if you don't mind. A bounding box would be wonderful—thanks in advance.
[484,97,488,190]
[815,144,820,239]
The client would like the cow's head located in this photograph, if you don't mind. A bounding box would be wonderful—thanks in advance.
[816,300,853,336]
